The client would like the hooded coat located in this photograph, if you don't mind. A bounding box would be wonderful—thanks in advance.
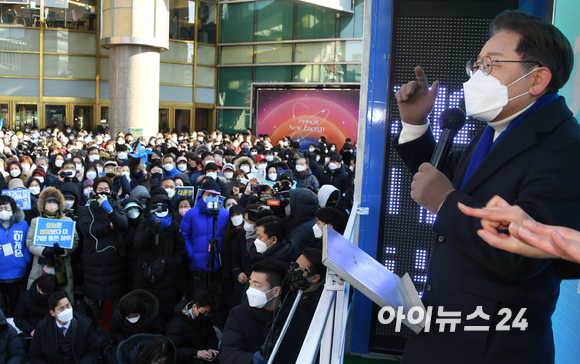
[108,290,166,344]
[117,334,176,364]
[292,167,320,193]
[320,163,349,193]
[133,196,187,321]
[234,157,254,173]
[13,277,51,336]
[120,198,144,292]
[78,193,128,301]
[26,187,79,301]
[283,188,319,251]
[0,309,26,364]
[165,299,219,362]
[0,204,30,281]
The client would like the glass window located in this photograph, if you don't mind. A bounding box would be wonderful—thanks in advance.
[218,109,249,134]
[44,0,98,31]
[0,104,7,128]
[0,52,40,76]
[197,44,215,65]
[169,0,197,40]
[198,2,217,44]
[293,64,339,83]
[220,2,255,43]
[255,44,292,64]
[161,41,194,63]
[218,67,251,107]
[43,30,96,55]
[295,4,336,40]
[99,58,109,80]
[255,0,293,42]
[254,66,291,83]
[0,27,40,51]
[294,42,336,63]
[100,47,109,56]
[74,105,92,130]
[175,109,191,134]
[100,106,109,126]
[43,55,96,79]
[160,63,193,85]
[159,108,169,132]
[353,0,364,38]
[344,64,361,82]
[1,2,40,27]
[15,104,37,131]
[336,41,362,62]
[196,66,215,87]
[195,108,212,132]
[219,45,252,65]
[45,104,66,131]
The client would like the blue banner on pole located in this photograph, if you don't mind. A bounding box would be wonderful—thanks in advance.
[2,189,31,210]
[33,218,76,249]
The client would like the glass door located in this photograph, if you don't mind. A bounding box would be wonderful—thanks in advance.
[0,104,8,130]
[15,104,38,131]
[73,105,93,131]
[45,104,67,131]
[195,108,212,132]
[159,108,169,133]
[175,109,191,134]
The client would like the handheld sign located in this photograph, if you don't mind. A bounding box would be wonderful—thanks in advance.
[2,189,31,210]
[175,186,195,199]
[33,218,76,249]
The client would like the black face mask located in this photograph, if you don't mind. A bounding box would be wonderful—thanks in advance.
[196,313,210,322]
[133,171,143,178]
[106,172,116,178]
[151,172,162,180]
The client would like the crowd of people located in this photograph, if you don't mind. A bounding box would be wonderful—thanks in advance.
[0,126,355,364]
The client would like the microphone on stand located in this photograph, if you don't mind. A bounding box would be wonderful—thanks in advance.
[430,108,466,170]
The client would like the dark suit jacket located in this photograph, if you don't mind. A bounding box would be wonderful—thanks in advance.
[393,97,580,364]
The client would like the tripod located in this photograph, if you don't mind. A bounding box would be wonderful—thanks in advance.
[206,211,220,293]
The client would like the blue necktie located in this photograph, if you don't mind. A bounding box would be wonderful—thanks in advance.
[61,327,67,337]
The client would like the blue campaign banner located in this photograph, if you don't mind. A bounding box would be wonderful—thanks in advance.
[175,186,195,199]
[33,218,76,249]
[2,189,31,210]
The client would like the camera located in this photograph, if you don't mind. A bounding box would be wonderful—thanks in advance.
[288,262,311,291]
[149,203,168,215]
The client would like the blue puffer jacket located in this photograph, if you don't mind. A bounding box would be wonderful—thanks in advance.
[0,206,31,280]
[180,196,229,272]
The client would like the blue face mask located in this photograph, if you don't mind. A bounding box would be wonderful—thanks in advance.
[204,195,218,203]
[241,147,249,153]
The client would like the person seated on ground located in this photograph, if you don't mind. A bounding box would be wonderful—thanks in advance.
[117,334,176,364]
[28,291,99,364]
[109,289,166,345]
[0,308,26,364]
[293,248,326,319]
[283,188,319,251]
[248,215,300,271]
[219,258,309,364]
[13,274,57,338]
[312,207,350,246]
[165,290,219,363]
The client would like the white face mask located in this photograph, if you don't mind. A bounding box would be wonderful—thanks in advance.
[231,215,244,226]
[84,188,93,198]
[64,200,74,210]
[22,164,30,172]
[127,208,140,219]
[268,173,277,181]
[118,152,128,160]
[243,221,255,232]
[463,68,538,122]
[295,165,306,173]
[86,171,97,180]
[97,166,103,174]
[126,315,141,324]
[155,211,169,218]
[55,160,64,168]
[35,176,45,184]
[350,166,354,172]
[57,307,73,323]
[89,154,100,162]
[254,237,272,253]
[45,202,59,213]
[240,165,250,173]
[29,186,41,195]
[224,172,233,179]
[41,165,48,173]
[10,169,21,178]
[206,172,217,180]
[177,164,187,172]
[123,172,131,180]
[246,286,277,309]
[0,210,13,221]
[257,164,267,171]
[75,163,83,172]
[266,155,274,162]
[309,147,315,152]
[312,223,323,238]
[165,188,175,198]
[164,163,174,172]
[328,163,338,171]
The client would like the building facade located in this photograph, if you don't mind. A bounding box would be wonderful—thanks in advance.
[0,0,363,135]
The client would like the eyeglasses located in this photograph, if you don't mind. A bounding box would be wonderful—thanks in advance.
[466,56,542,77]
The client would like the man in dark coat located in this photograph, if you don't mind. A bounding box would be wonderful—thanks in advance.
[28,291,99,364]
[13,274,56,337]
[247,216,300,271]
[319,154,349,193]
[0,308,26,364]
[77,177,128,321]
[165,290,219,363]
[283,188,319,251]
[109,290,165,344]
[219,259,309,364]
[393,11,580,364]
[292,157,319,193]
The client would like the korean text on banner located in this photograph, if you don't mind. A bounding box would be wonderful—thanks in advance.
[32,218,76,249]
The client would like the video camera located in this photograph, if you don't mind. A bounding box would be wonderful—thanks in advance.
[254,181,291,218]
[150,203,168,215]
[288,261,311,291]
[205,195,223,216]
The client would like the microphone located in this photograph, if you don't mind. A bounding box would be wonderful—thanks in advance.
[430,108,466,170]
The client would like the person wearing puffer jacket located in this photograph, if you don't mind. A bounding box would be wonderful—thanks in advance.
[0,195,31,317]
[0,309,26,364]
[26,187,79,302]
[283,188,320,251]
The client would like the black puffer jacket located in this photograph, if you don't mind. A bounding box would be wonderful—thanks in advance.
[78,193,128,301]
[108,290,166,344]
[133,196,186,321]
[320,163,349,193]
[13,278,50,336]
[0,309,26,364]
[165,299,219,363]
[117,334,176,364]
[120,198,144,292]
[283,188,319,251]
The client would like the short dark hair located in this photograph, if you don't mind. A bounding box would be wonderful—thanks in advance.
[256,215,285,243]
[193,290,215,308]
[0,195,16,212]
[490,10,574,94]
[330,154,342,163]
[252,258,287,291]
[292,141,301,149]
[135,337,175,364]
[119,290,157,316]
[93,176,113,191]
[62,160,75,169]
[37,274,57,295]
[300,248,326,277]
[47,291,70,311]
[162,154,175,163]
[317,207,348,235]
